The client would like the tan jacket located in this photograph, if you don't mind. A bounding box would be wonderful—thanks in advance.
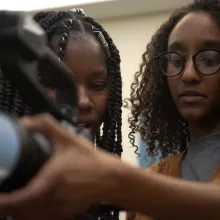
[126,153,220,220]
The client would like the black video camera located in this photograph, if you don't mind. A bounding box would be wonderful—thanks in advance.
[0,10,118,220]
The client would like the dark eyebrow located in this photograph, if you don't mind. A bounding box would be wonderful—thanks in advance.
[168,40,220,51]
[89,71,108,79]
[168,41,185,51]
[201,40,220,49]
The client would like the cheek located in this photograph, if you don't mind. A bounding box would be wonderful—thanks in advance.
[167,78,179,100]
[92,89,109,117]
[206,78,220,103]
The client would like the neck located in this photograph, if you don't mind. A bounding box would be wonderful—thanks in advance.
[189,115,220,140]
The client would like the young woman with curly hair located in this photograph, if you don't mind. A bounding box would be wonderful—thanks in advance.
[127,0,220,219]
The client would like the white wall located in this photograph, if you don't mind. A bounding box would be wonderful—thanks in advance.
[98,11,172,166]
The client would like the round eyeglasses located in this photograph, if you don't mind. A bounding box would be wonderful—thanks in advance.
[154,49,220,77]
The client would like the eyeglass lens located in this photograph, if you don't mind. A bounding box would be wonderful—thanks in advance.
[159,50,220,76]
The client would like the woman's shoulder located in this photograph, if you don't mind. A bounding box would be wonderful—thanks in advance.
[126,153,184,220]
[147,152,184,175]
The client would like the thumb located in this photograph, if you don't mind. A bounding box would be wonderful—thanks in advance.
[20,114,70,140]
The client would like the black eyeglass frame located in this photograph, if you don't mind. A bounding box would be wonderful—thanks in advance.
[154,48,220,77]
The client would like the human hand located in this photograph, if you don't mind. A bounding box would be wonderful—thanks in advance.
[0,114,121,220]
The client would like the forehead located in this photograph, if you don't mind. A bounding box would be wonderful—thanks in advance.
[64,36,106,66]
[50,34,107,75]
[168,12,220,50]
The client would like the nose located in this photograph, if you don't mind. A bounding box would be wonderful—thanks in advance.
[181,59,201,85]
[78,86,93,112]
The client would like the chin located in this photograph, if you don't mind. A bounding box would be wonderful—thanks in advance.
[179,108,206,121]
[91,126,99,139]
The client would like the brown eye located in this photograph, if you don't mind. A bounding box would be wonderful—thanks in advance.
[89,82,107,91]
[195,50,220,75]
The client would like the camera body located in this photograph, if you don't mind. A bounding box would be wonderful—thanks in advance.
[0,10,93,192]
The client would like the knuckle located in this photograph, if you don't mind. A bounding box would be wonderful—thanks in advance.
[31,114,54,132]
[39,113,53,122]
[38,114,55,127]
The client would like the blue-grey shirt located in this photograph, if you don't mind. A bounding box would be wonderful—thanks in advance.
[181,133,220,182]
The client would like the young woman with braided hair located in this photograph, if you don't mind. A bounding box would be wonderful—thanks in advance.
[34,8,122,220]
[0,8,122,220]
[33,9,122,158]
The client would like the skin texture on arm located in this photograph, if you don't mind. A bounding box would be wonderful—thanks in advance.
[107,160,220,220]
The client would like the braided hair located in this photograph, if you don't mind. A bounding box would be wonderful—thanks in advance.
[0,71,32,117]
[33,9,122,220]
[126,0,220,159]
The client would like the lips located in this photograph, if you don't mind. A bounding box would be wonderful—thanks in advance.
[77,123,92,131]
[77,119,96,133]
[178,90,206,103]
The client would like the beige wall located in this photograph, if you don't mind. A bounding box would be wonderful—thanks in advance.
[98,11,172,166]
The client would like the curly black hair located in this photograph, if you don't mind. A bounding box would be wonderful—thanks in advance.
[127,0,220,159]
[33,9,122,220]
